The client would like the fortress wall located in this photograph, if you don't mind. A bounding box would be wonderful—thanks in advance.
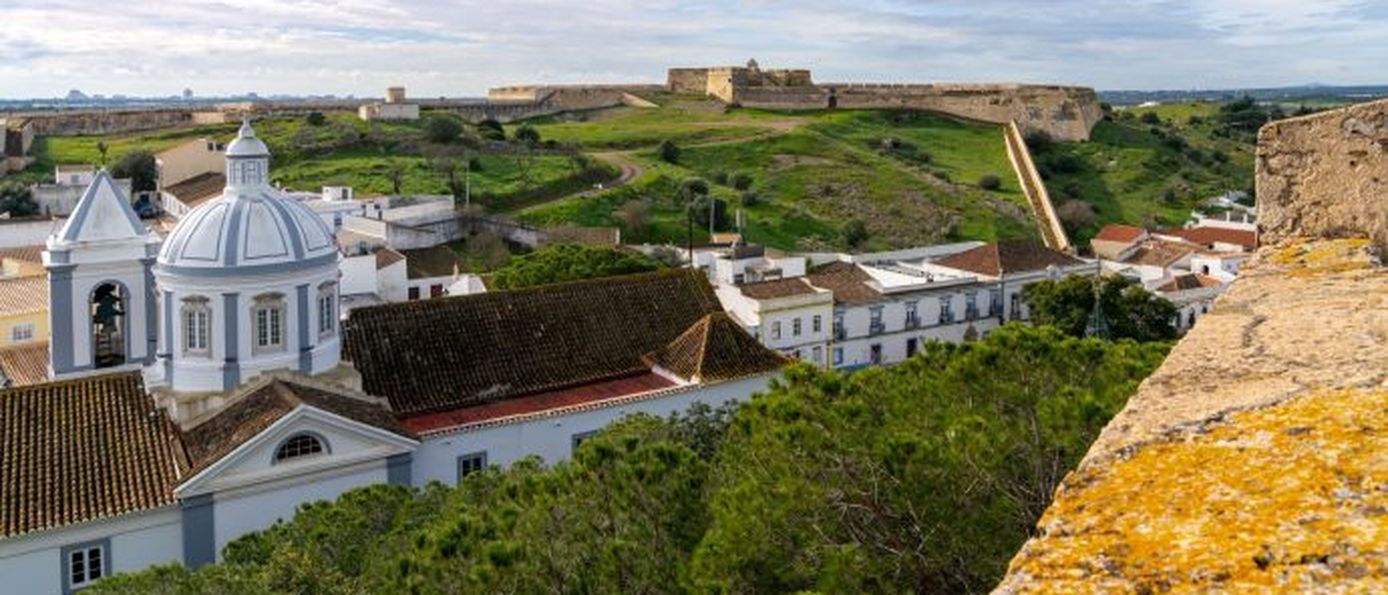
[668,68,710,94]
[1257,98,1388,248]
[27,109,203,136]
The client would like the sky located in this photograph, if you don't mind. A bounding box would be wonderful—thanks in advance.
[1,0,1386,98]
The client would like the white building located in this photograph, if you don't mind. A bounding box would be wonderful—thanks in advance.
[0,121,787,594]
[714,241,1097,369]
[358,86,420,121]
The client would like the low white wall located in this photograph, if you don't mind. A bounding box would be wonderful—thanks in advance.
[0,507,181,595]
[412,375,773,485]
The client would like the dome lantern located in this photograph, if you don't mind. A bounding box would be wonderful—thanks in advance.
[225,119,270,188]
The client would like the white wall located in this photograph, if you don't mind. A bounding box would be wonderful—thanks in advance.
[411,375,772,485]
[0,507,181,595]
[212,463,386,557]
[0,219,61,248]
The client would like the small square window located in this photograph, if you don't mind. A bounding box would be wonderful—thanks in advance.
[571,430,599,454]
[10,322,35,343]
[65,541,107,590]
[457,451,487,481]
[408,286,420,301]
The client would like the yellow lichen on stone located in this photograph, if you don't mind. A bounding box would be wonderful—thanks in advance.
[1261,238,1374,278]
[1001,388,1388,593]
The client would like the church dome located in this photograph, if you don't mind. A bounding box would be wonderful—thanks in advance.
[157,121,336,276]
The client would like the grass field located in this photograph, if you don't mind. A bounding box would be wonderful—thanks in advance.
[1031,106,1254,244]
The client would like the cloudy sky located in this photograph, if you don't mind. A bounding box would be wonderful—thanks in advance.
[2,0,1386,98]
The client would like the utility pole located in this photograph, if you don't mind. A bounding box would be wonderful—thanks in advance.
[686,207,695,269]
[464,153,472,209]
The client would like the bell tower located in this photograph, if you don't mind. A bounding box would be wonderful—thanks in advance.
[44,170,161,378]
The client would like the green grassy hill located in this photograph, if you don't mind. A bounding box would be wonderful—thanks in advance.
[1031,102,1255,244]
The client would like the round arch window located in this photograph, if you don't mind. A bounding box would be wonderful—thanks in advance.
[275,433,326,462]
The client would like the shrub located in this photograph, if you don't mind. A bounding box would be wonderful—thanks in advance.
[1023,130,1054,152]
[305,111,326,126]
[110,150,158,192]
[477,118,505,141]
[513,124,541,147]
[0,182,39,217]
[840,219,869,249]
[740,190,761,207]
[730,172,753,190]
[423,114,463,144]
[710,171,729,185]
[978,174,1003,191]
[658,140,680,164]
[1139,112,1162,125]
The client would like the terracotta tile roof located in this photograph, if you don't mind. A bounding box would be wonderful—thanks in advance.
[739,277,818,300]
[644,312,790,382]
[0,372,184,538]
[1093,224,1147,243]
[162,172,225,208]
[0,244,44,265]
[806,261,882,304]
[1122,240,1196,268]
[182,377,411,476]
[374,247,405,270]
[0,341,48,388]
[931,241,1087,277]
[0,276,48,316]
[344,269,727,416]
[1157,226,1257,251]
[402,372,678,435]
[1156,274,1224,292]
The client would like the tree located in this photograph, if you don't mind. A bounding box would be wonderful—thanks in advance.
[477,118,505,141]
[384,160,408,195]
[1022,275,1178,342]
[465,230,511,270]
[840,219,869,249]
[430,157,466,200]
[658,140,680,164]
[689,196,728,232]
[1055,199,1095,233]
[0,183,39,217]
[488,243,664,290]
[1139,111,1162,125]
[730,172,753,190]
[109,150,157,192]
[614,199,651,238]
[95,141,110,166]
[978,174,1002,191]
[305,111,327,126]
[423,114,463,144]
[739,190,761,207]
[512,124,541,147]
[677,178,709,206]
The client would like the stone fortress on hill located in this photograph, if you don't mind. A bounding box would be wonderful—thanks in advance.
[7,60,1104,144]
[489,59,1105,141]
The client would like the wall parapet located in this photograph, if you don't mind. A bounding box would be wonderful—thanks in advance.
[995,98,1388,593]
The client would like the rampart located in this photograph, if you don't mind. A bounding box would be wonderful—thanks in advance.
[995,98,1388,592]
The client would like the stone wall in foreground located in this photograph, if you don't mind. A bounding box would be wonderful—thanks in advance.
[995,99,1388,592]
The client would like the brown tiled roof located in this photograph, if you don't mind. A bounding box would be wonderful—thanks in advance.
[1122,240,1196,267]
[0,372,184,538]
[806,261,882,304]
[344,269,725,416]
[162,172,225,208]
[375,247,405,270]
[401,245,460,279]
[0,341,48,388]
[644,313,789,382]
[0,276,48,316]
[1093,224,1146,243]
[1157,274,1224,292]
[739,277,817,300]
[182,377,411,476]
[0,244,44,265]
[1157,227,1257,251]
[932,241,1086,277]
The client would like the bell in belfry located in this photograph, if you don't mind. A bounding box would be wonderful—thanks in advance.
[93,284,125,325]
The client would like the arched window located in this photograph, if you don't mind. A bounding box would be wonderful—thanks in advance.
[317,282,336,337]
[274,433,326,463]
[181,296,211,356]
[252,293,286,353]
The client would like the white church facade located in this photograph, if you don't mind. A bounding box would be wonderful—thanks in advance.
[0,122,788,594]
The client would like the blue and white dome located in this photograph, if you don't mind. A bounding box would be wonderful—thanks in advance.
[157,121,336,276]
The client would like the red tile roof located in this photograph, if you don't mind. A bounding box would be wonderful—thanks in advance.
[402,372,677,434]
[0,372,184,538]
[1122,240,1197,267]
[805,261,882,304]
[1157,227,1257,251]
[0,341,48,388]
[932,241,1087,277]
[0,245,44,265]
[739,277,818,299]
[1157,274,1224,292]
[643,313,791,382]
[344,269,774,416]
[1093,224,1147,243]
[0,276,48,316]
[162,172,225,208]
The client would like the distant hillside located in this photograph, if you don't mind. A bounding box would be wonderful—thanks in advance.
[1027,100,1257,245]
[1101,84,1388,108]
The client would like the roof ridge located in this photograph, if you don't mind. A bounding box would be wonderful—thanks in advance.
[0,369,139,398]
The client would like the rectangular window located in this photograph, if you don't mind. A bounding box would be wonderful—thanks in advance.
[792,318,802,337]
[66,542,106,589]
[989,288,1003,316]
[869,306,884,335]
[812,346,822,363]
[183,308,208,352]
[833,313,845,340]
[571,430,599,454]
[870,343,883,364]
[430,284,444,298]
[318,292,335,336]
[456,452,487,481]
[940,296,955,324]
[256,307,283,348]
[408,286,420,301]
[965,292,979,320]
[10,322,35,343]
[905,301,920,328]
[906,337,919,358]
[771,320,782,340]
[812,315,822,333]
[833,347,844,366]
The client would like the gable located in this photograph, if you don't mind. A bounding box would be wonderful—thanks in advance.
[57,170,146,243]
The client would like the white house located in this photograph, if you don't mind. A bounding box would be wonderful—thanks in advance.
[358,86,421,121]
[0,122,787,593]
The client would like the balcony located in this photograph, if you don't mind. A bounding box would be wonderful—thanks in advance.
[833,326,846,341]
[869,321,885,335]
[905,314,921,329]
[965,307,980,320]
[938,312,954,325]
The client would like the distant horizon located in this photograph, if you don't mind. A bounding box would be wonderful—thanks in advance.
[3,1,1387,99]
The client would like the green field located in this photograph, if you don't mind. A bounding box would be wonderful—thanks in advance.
[522,107,1035,250]
[1031,104,1255,244]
